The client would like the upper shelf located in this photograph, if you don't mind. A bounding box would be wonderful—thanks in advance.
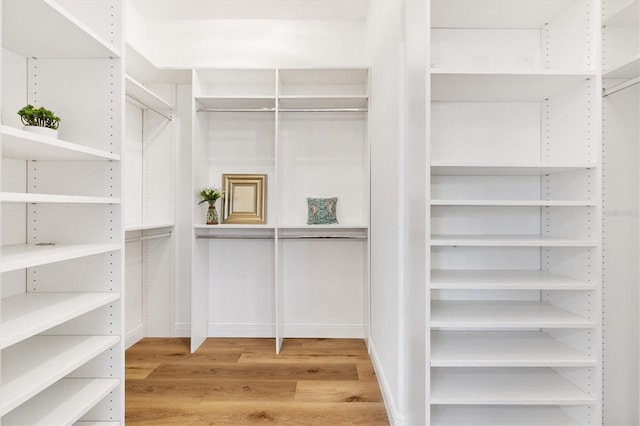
[430,163,596,176]
[431,234,597,247]
[1,125,119,162]
[2,0,120,59]
[195,96,276,111]
[125,75,173,118]
[603,0,639,27]
[603,54,640,79]
[430,200,596,207]
[278,95,368,110]
[0,243,121,273]
[431,70,596,102]
[0,192,120,204]
[430,269,594,290]
[431,0,575,29]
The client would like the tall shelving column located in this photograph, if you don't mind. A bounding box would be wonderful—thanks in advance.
[601,0,640,423]
[428,1,602,425]
[124,45,177,348]
[0,0,124,424]
[276,68,370,348]
[191,69,277,352]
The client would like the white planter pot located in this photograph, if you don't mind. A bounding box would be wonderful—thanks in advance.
[23,126,58,139]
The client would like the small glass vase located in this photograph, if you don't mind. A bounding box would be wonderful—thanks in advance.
[206,204,219,225]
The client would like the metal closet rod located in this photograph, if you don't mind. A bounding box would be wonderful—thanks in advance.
[603,76,640,97]
[195,234,366,240]
[196,107,367,113]
[126,94,173,121]
[125,231,172,243]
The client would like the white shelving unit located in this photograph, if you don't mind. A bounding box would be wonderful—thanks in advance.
[191,68,369,353]
[601,1,640,424]
[1,0,124,423]
[123,45,177,348]
[428,0,602,424]
[431,368,595,405]
[431,331,596,367]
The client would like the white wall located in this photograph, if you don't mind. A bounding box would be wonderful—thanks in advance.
[126,3,367,68]
[366,1,406,424]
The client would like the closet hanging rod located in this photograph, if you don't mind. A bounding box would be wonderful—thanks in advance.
[196,234,274,239]
[279,108,368,113]
[126,95,173,121]
[125,232,172,243]
[603,76,640,97]
[278,235,367,240]
[196,107,276,113]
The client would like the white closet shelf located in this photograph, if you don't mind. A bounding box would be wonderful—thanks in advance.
[603,54,640,80]
[0,335,120,416]
[1,125,119,161]
[278,95,368,110]
[431,368,595,405]
[431,0,574,29]
[1,0,120,59]
[194,224,275,230]
[195,96,276,111]
[431,300,594,329]
[0,192,120,204]
[431,71,596,102]
[74,423,121,426]
[0,292,120,350]
[0,243,121,273]
[430,234,597,247]
[431,331,595,367]
[430,269,594,290]
[603,0,639,26]
[125,76,173,117]
[278,224,368,230]
[125,223,174,232]
[1,378,119,425]
[430,200,595,207]
[430,163,596,176]
[431,406,580,425]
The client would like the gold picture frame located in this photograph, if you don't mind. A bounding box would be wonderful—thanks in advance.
[222,174,267,224]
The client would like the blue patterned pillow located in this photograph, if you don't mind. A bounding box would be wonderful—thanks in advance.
[307,197,338,225]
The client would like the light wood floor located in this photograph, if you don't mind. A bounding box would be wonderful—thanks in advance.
[125,338,390,425]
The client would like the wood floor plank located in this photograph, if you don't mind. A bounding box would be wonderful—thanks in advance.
[127,379,296,401]
[294,380,384,403]
[195,401,388,425]
[126,363,160,380]
[238,352,371,364]
[147,363,360,381]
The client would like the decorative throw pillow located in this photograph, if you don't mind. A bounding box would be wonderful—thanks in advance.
[307,197,338,225]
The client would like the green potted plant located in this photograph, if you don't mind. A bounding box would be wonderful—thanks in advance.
[198,187,223,225]
[17,104,61,138]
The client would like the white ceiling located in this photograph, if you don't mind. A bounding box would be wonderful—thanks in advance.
[127,0,369,20]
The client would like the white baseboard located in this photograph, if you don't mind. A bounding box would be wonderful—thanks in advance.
[283,323,364,338]
[174,322,190,337]
[173,322,364,339]
[369,339,406,426]
[125,324,145,349]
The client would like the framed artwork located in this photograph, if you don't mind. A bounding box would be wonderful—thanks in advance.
[222,174,267,224]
